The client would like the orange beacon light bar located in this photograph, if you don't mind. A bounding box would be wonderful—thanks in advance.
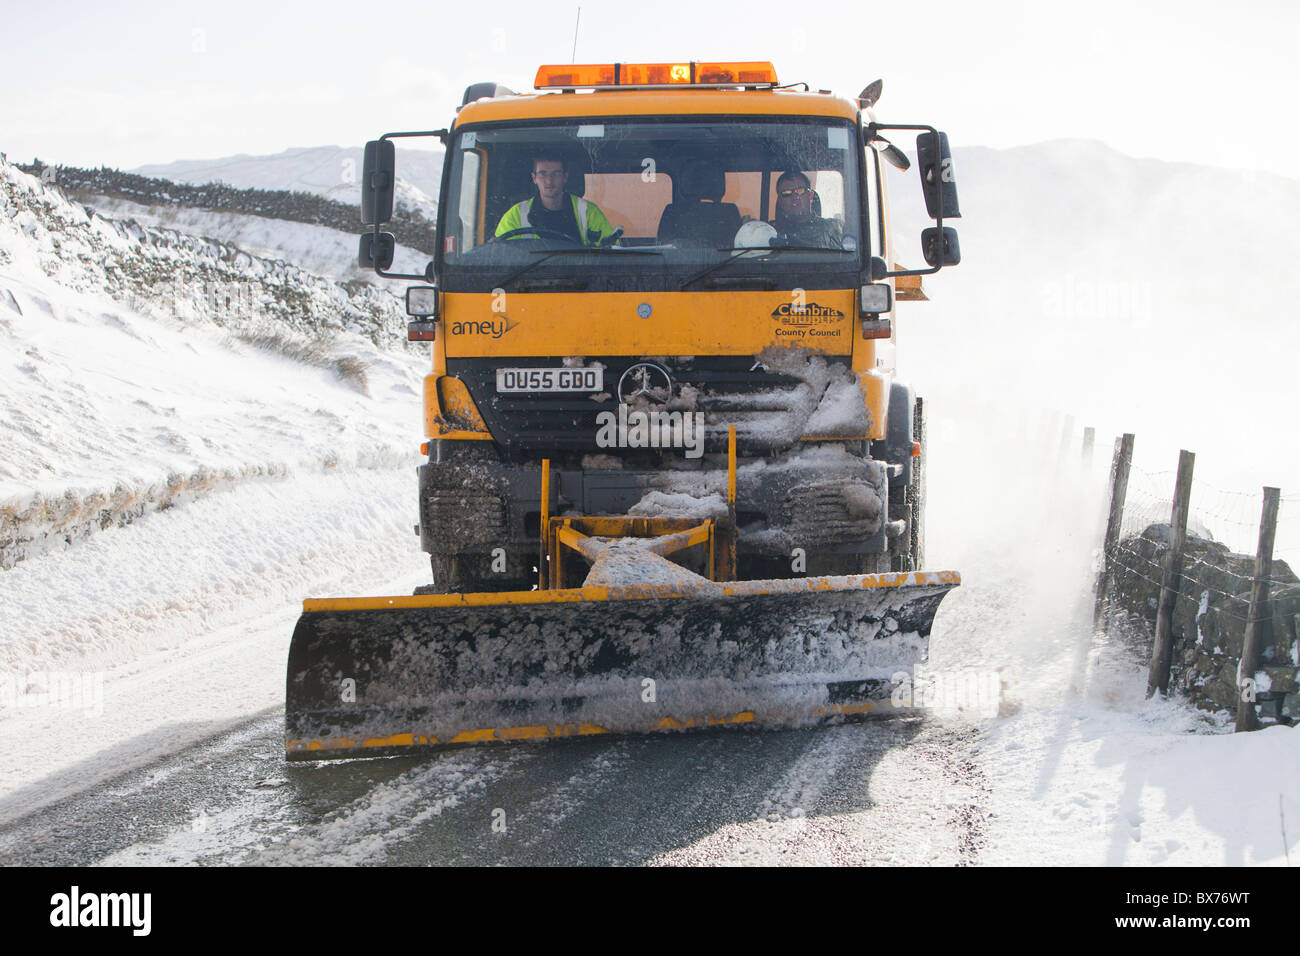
[534,62,779,89]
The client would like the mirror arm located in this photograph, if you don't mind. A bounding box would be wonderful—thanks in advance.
[376,269,429,280]
[865,121,939,139]
[865,121,958,276]
[366,129,447,279]
[380,129,449,144]
[877,262,942,279]
[371,230,426,280]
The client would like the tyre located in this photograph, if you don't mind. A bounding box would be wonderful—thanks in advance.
[886,395,926,573]
[910,395,927,571]
[427,550,534,594]
[427,552,484,594]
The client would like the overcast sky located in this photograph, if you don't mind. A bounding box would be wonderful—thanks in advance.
[2,0,1297,177]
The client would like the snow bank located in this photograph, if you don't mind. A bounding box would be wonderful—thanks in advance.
[1,157,408,347]
[0,155,428,567]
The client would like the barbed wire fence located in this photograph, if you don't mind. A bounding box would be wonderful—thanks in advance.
[1084,431,1296,731]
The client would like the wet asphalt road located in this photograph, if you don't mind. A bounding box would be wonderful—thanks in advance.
[0,710,991,866]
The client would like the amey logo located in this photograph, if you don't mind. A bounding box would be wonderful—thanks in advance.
[449,316,519,338]
[50,886,151,936]
[595,404,704,459]
[771,302,844,326]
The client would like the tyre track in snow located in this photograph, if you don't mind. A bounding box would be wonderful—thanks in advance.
[646,720,989,865]
[0,710,993,866]
[0,467,431,829]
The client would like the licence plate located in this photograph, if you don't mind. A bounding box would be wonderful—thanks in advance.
[496,367,604,393]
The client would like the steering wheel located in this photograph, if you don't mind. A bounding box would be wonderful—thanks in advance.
[597,226,625,248]
[492,226,582,243]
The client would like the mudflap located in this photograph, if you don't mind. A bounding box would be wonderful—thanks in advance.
[285,571,959,760]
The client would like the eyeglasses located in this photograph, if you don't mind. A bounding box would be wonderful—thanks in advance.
[533,169,566,180]
[778,186,812,198]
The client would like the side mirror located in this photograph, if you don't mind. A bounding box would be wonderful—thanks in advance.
[857,79,883,110]
[361,139,395,226]
[359,232,395,270]
[880,143,911,171]
[861,127,912,171]
[921,227,961,267]
[916,131,961,220]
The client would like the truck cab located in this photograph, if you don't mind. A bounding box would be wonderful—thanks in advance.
[360,61,960,592]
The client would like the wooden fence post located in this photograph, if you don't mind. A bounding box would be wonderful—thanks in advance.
[1236,487,1281,732]
[1147,449,1195,698]
[1094,433,1134,629]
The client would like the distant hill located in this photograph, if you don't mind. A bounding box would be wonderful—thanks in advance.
[133,145,442,220]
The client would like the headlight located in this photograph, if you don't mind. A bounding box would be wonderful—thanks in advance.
[859,283,893,315]
[406,286,439,317]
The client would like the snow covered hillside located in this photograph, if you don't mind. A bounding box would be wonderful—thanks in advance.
[0,156,427,577]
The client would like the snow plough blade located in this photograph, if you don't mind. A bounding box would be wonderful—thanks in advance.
[284,568,959,761]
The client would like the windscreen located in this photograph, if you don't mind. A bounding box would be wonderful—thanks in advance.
[437,117,864,293]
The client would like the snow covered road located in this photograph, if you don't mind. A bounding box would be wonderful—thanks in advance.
[0,711,992,866]
[2,432,1293,867]
[0,467,430,828]
[2,390,1295,867]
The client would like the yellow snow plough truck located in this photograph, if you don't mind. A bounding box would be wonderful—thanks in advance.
[286,62,963,759]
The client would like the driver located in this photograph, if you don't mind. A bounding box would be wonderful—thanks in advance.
[494,152,615,245]
[772,170,842,249]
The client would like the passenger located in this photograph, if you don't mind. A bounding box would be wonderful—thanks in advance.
[772,170,842,249]
[494,153,615,246]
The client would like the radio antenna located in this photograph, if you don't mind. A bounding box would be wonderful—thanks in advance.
[571,6,581,62]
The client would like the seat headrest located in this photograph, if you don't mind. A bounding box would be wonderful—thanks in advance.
[678,159,725,202]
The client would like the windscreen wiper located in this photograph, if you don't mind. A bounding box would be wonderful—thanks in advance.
[500,247,663,290]
[678,246,853,291]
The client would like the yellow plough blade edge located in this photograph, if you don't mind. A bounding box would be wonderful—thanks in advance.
[285,571,959,760]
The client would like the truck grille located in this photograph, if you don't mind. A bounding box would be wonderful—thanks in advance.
[449,356,841,459]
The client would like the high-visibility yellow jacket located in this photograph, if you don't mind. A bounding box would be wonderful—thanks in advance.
[494,193,615,245]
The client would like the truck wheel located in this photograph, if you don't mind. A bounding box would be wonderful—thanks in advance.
[426,552,493,594]
[428,551,535,594]
[885,395,926,573]
[887,493,911,572]
[910,396,927,571]
[884,382,916,489]
[805,552,881,576]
